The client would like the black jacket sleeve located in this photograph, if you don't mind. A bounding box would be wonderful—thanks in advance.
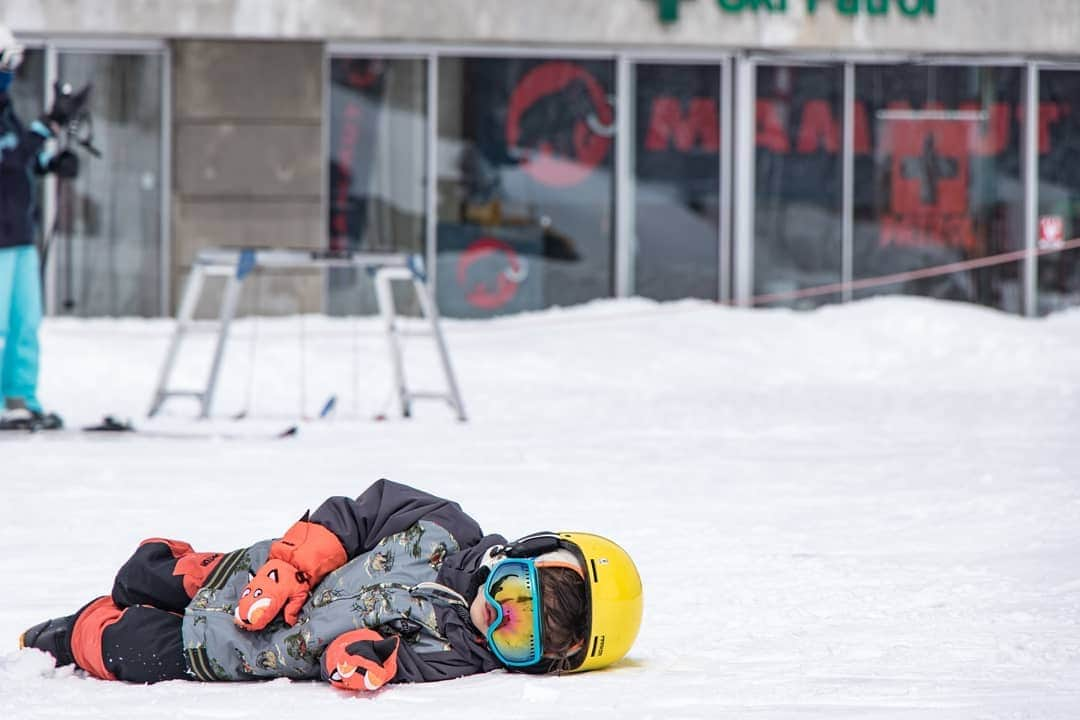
[308,479,486,560]
[435,533,507,602]
[390,605,503,683]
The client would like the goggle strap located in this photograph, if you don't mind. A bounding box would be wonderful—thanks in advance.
[534,558,586,580]
[505,533,562,558]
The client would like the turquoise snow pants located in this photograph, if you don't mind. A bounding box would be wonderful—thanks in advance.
[0,245,43,412]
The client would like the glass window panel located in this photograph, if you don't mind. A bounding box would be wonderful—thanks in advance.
[327,57,427,315]
[436,57,615,318]
[54,52,164,317]
[754,65,844,308]
[633,63,720,301]
[853,65,1023,312]
[1036,70,1080,315]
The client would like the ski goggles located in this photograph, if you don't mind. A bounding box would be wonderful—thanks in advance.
[482,557,544,668]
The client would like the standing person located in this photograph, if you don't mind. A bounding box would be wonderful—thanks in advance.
[19,479,644,690]
[0,25,80,431]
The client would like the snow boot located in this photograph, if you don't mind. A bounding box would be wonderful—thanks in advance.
[18,593,112,667]
[0,407,64,431]
[19,611,80,666]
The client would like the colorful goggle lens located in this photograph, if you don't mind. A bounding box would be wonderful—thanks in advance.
[482,558,543,667]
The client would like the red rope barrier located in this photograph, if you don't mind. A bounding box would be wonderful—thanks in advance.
[749,238,1080,306]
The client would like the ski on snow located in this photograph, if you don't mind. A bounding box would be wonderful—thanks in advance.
[2,393,339,440]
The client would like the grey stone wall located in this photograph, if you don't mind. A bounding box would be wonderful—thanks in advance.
[171,40,324,316]
[5,0,1080,57]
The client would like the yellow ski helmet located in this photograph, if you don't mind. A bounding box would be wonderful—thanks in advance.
[557,532,643,673]
[501,531,643,673]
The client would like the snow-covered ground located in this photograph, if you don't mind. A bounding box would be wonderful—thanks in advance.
[2,297,1080,719]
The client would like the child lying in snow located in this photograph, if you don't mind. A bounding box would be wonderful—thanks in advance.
[19,479,642,690]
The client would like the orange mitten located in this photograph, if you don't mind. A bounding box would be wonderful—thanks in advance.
[234,559,309,630]
[235,517,348,631]
[268,518,348,586]
[322,629,400,692]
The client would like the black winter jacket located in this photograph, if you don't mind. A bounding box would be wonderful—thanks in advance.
[0,94,51,250]
[307,478,508,683]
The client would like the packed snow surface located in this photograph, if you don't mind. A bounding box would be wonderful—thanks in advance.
[2,297,1080,719]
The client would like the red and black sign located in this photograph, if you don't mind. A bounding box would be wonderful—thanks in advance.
[880,110,975,251]
[456,237,529,310]
[467,58,616,190]
[638,66,1070,261]
[635,63,722,199]
[504,61,615,188]
[436,223,545,318]
[436,58,615,317]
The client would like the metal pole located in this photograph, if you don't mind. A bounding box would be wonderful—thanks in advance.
[426,53,439,298]
[1023,63,1040,317]
[842,62,855,303]
[42,45,59,316]
[148,265,205,417]
[319,45,331,313]
[413,276,467,421]
[202,270,243,419]
[719,58,733,303]
[733,56,756,307]
[374,268,410,418]
[615,54,634,298]
[159,46,173,317]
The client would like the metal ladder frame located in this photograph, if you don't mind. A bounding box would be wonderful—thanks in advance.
[148,248,467,421]
[374,266,466,421]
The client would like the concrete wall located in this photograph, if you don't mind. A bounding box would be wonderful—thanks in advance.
[5,0,1080,57]
[172,40,324,315]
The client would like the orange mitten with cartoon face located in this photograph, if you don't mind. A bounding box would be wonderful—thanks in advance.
[235,517,348,631]
[322,629,400,692]
[234,559,309,630]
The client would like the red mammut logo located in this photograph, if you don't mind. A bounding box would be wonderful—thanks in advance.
[456,238,528,310]
[506,61,614,188]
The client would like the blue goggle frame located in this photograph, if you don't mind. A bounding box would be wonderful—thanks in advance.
[482,557,544,668]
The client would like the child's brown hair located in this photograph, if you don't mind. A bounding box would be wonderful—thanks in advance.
[539,566,588,673]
